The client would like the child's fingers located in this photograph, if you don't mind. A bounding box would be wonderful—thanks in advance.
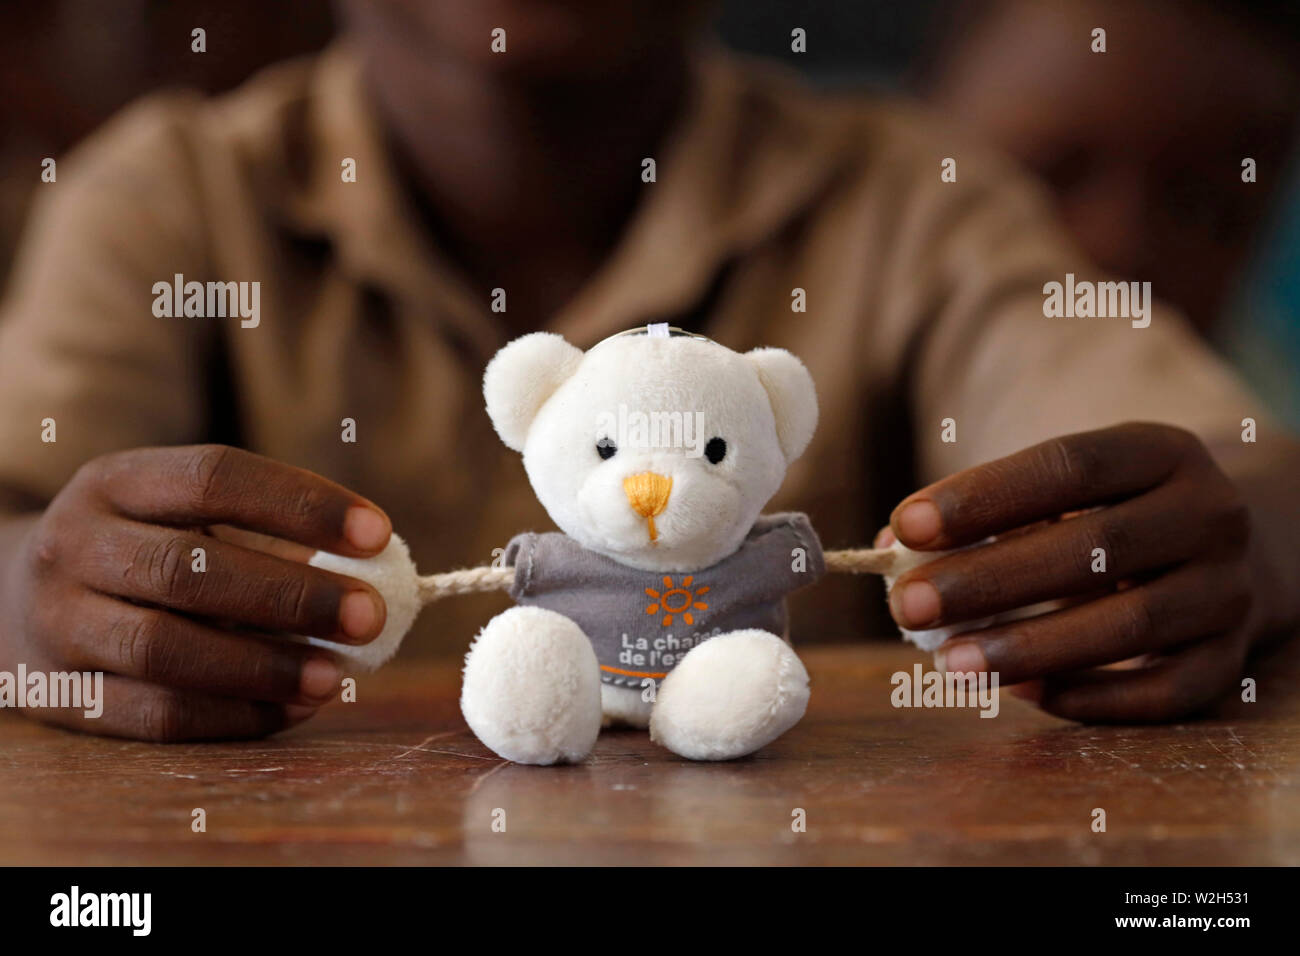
[22,672,314,742]
[931,559,1250,685]
[1034,629,1250,723]
[890,423,1190,549]
[86,444,391,557]
[205,524,316,563]
[888,480,1222,630]
[69,517,387,644]
[57,591,343,706]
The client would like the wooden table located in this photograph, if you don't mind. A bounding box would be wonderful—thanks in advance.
[2,641,1297,865]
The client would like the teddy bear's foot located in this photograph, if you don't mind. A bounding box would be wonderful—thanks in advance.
[461,606,602,765]
[649,630,810,761]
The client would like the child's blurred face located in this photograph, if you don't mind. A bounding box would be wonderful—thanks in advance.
[339,0,712,79]
[931,0,1299,330]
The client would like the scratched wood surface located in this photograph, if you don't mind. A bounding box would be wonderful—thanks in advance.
[1,640,1297,865]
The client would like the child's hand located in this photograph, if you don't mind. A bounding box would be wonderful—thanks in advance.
[887,422,1258,722]
[0,445,391,740]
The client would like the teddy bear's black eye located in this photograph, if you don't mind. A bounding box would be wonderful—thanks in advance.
[705,437,727,464]
[596,438,617,460]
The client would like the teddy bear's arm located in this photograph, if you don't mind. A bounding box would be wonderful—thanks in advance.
[823,540,1063,653]
[823,546,906,575]
[822,542,962,651]
[305,535,516,672]
[312,539,921,672]
[416,565,515,601]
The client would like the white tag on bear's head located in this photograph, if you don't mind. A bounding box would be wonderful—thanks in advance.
[646,322,670,338]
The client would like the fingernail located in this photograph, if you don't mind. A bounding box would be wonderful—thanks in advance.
[874,526,897,548]
[935,641,986,675]
[300,656,341,700]
[894,499,942,546]
[894,579,941,628]
[339,590,384,641]
[344,505,390,552]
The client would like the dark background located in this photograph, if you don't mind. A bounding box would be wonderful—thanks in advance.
[0,1,939,283]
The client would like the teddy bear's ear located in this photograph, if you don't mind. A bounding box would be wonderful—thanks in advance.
[483,332,584,452]
[746,347,819,464]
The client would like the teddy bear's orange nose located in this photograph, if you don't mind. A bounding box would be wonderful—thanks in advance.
[623,472,672,542]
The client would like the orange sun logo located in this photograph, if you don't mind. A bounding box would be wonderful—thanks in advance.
[644,576,710,627]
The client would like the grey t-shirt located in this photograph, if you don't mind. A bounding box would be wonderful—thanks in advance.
[504,513,825,689]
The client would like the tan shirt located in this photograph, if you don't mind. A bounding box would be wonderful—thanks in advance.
[0,44,1266,652]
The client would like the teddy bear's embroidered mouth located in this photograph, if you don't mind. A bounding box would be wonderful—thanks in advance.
[623,471,673,542]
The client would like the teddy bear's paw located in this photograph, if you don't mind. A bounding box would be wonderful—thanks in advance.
[649,630,809,761]
[305,534,420,672]
[461,606,602,765]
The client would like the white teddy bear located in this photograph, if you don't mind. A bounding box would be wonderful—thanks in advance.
[471,323,822,763]
[306,323,955,765]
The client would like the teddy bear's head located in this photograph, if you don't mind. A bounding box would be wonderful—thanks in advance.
[483,325,817,571]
